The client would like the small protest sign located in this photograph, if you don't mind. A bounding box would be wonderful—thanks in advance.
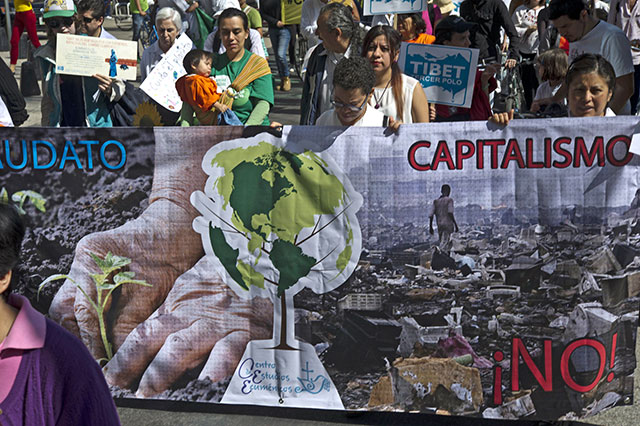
[140,34,193,112]
[363,0,426,16]
[398,42,479,108]
[55,34,137,80]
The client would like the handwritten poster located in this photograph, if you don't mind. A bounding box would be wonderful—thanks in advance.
[140,34,193,112]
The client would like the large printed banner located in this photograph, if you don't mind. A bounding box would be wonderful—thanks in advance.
[0,118,639,421]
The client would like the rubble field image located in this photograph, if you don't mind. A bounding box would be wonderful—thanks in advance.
[313,217,640,420]
[2,124,639,422]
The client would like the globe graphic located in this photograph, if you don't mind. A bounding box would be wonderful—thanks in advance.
[192,139,362,300]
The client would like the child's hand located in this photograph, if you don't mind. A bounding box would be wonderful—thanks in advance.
[213,102,229,113]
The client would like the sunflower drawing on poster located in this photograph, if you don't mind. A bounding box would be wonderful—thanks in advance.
[190,134,363,409]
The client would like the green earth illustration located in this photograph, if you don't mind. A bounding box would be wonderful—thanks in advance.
[191,136,362,348]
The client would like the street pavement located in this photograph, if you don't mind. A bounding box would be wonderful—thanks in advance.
[2,18,640,426]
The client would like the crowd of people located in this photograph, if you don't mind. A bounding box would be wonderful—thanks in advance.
[0,0,638,128]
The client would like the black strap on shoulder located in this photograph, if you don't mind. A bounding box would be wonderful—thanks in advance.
[428,4,436,27]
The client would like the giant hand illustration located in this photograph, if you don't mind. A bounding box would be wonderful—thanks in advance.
[48,127,272,396]
[103,256,272,397]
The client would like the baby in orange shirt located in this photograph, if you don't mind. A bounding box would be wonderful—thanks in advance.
[175,49,228,126]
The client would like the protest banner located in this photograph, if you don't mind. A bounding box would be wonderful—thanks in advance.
[363,0,426,16]
[282,0,303,25]
[55,34,138,80]
[140,34,193,112]
[0,118,637,421]
[399,42,479,108]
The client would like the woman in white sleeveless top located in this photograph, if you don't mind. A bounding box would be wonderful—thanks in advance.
[362,25,431,124]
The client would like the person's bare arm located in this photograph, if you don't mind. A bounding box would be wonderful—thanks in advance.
[450,212,458,232]
[531,83,567,112]
[481,64,499,96]
[135,0,146,16]
[610,73,634,114]
[186,1,199,13]
[411,83,430,123]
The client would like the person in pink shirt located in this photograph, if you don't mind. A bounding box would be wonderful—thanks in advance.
[0,203,120,425]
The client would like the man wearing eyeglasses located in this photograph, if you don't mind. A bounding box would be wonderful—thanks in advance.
[77,0,117,39]
[316,56,400,131]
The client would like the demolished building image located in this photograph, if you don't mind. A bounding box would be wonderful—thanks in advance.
[313,120,639,420]
[309,211,638,419]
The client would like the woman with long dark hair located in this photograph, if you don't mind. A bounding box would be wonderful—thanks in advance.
[361,25,430,124]
[209,8,274,125]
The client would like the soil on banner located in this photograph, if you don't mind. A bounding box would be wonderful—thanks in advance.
[0,128,155,313]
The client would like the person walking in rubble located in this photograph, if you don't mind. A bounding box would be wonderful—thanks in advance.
[429,184,458,251]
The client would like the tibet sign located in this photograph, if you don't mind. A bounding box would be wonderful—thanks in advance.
[398,42,479,109]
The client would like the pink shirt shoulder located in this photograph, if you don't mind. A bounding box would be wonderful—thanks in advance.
[0,295,46,403]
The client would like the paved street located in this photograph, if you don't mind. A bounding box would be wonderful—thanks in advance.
[2,18,640,426]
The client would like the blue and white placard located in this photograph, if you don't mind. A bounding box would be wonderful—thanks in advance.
[398,42,479,109]
[363,0,426,16]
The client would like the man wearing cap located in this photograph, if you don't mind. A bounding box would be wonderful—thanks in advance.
[34,0,125,126]
[77,0,116,39]
[433,15,499,121]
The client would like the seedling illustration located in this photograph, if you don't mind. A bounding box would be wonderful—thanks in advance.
[0,187,46,215]
[39,252,151,362]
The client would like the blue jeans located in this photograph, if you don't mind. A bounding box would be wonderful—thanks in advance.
[269,26,290,78]
[132,13,145,42]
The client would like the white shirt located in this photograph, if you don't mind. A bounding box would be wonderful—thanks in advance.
[569,107,616,117]
[534,81,564,104]
[569,20,634,114]
[317,46,350,118]
[512,5,542,54]
[608,0,640,65]
[368,74,419,124]
[100,28,117,40]
[316,106,386,126]
[0,97,13,127]
[140,41,165,82]
[204,28,266,58]
[211,0,241,16]
[301,0,326,47]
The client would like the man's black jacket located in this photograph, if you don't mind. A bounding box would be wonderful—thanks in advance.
[460,0,521,62]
